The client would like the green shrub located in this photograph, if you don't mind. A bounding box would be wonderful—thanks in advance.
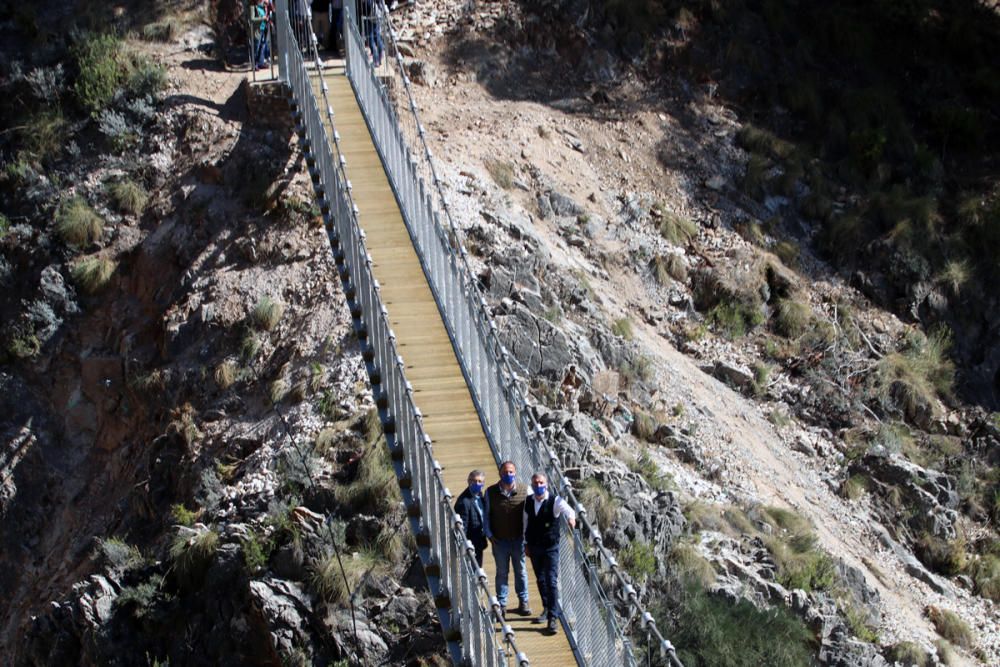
[631,411,657,441]
[934,639,958,666]
[125,55,167,99]
[652,253,688,284]
[968,554,1000,602]
[214,360,238,389]
[773,241,799,267]
[484,159,515,189]
[252,295,285,331]
[620,541,657,582]
[611,317,633,340]
[115,573,166,619]
[71,256,116,293]
[936,260,971,296]
[759,506,836,591]
[709,298,764,338]
[658,210,698,245]
[841,475,868,500]
[576,478,618,528]
[874,329,954,420]
[842,602,878,643]
[169,524,219,583]
[670,584,814,667]
[99,537,144,571]
[240,330,262,361]
[773,298,811,338]
[57,198,104,246]
[142,20,176,42]
[671,541,715,587]
[737,124,795,160]
[311,549,383,603]
[751,362,771,397]
[269,378,289,404]
[886,641,930,666]
[23,109,68,162]
[74,34,126,115]
[108,179,149,215]
[735,220,766,246]
[335,434,400,515]
[619,355,653,386]
[629,449,672,493]
[926,606,974,649]
[242,531,271,573]
[171,504,199,526]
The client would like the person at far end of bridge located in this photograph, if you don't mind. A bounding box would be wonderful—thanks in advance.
[524,472,576,635]
[251,0,272,71]
[328,0,344,55]
[454,469,489,567]
[360,0,385,68]
[485,461,531,620]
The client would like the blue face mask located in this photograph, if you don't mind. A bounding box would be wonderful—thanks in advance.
[469,482,483,494]
[533,484,546,497]
[501,472,515,485]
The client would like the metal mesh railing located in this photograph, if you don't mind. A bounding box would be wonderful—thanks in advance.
[342,2,685,666]
[273,2,530,665]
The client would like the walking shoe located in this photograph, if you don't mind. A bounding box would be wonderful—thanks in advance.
[533,610,548,624]
[516,600,532,616]
[546,616,558,634]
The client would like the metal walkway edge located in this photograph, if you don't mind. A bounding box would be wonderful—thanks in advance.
[310,64,576,667]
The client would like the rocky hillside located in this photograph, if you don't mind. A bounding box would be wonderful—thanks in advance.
[1,1,998,667]
[387,0,999,665]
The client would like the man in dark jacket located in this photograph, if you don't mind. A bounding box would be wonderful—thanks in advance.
[485,461,531,618]
[524,472,576,634]
[454,469,488,566]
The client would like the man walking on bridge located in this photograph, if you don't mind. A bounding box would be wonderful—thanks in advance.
[524,472,576,635]
[486,461,531,619]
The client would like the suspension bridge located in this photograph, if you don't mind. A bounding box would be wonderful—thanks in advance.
[266,2,683,665]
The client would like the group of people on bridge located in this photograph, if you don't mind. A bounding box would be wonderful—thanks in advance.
[250,0,390,71]
[454,461,577,635]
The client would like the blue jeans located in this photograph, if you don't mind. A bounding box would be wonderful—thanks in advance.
[255,30,270,68]
[529,546,561,618]
[364,18,384,67]
[492,538,528,607]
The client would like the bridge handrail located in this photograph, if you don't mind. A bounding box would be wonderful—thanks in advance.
[274,2,530,665]
[359,3,682,667]
[344,2,683,665]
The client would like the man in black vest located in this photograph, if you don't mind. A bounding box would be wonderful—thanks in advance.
[523,472,576,634]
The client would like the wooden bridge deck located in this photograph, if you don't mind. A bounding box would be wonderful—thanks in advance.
[310,65,576,666]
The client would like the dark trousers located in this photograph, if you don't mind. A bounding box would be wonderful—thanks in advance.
[528,545,560,618]
[474,546,484,568]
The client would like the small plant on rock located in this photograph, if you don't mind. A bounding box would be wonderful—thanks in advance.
[71,256,116,293]
[773,297,811,338]
[214,359,239,389]
[484,159,515,189]
[108,178,149,214]
[926,606,975,649]
[252,295,285,331]
[620,541,657,582]
[57,198,104,246]
[658,210,698,245]
[576,478,618,529]
[886,641,931,666]
[611,317,634,340]
[169,524,219,584]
